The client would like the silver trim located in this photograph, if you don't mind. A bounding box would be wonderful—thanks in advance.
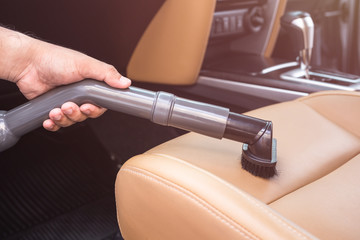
[310,71,360,83]
[291,16,314,51]
[291,16,314,79]
[281,69,356,91]
[324,10,342,18]
[197,76,308,102]
[261,62,298,74]
[213,9,248,17]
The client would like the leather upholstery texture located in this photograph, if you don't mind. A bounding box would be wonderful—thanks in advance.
[115,90,360,239]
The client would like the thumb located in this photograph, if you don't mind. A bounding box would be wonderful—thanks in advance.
[78,57,131,89]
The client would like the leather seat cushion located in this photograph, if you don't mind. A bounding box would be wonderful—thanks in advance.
[270,153,360,239]
[117,153,315,239]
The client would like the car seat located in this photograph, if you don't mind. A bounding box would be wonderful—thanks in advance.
[115,90,360,239]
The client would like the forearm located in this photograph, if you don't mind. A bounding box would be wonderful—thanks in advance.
[0,26,35,82]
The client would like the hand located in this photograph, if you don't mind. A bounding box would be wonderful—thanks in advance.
[0,27,131,131]
[43,102,108,131]
[19,42,132,131]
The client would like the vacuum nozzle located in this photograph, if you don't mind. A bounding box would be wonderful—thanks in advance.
[224,112,277,178]
[242,137,277,179]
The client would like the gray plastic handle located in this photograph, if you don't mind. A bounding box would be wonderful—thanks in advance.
[0,79,229,152]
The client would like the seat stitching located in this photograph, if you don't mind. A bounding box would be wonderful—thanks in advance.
[141,153,314,240]
[120,166,260,240]
[228,184,313,240]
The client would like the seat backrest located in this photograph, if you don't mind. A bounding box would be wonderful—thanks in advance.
[126,0,216,85]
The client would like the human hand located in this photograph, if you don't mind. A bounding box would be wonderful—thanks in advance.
[0,27,131,131]
[19,42,132,131]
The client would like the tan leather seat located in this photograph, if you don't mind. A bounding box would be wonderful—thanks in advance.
[115,90,360,239]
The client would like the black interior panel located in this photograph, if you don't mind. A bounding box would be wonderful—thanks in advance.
[0,0,165,75]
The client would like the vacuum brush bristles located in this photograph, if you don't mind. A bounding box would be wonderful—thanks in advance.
[224,113,277,179]
[242,139,277,178]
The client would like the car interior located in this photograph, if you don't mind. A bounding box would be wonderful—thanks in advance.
[1,0,360,239]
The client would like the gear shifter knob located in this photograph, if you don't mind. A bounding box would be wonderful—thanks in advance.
[281,11,314,79]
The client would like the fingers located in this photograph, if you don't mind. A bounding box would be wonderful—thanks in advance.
[43,102,107,131]
[79,103,107,118]
[43,119,60,132]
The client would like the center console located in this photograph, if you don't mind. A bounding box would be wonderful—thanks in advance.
[210,0,267,38]
[191,0,360,111]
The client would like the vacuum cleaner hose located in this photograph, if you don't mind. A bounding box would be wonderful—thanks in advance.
[0,79,277,178]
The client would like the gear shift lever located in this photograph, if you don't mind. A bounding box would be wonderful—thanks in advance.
[281,11,314,79]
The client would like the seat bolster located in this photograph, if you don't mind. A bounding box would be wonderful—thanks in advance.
[297,90,360,138]
[115,153,317,240]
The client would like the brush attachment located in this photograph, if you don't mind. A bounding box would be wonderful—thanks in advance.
[224,112,277,179]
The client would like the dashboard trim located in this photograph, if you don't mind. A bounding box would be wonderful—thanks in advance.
[197,75,308,102]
